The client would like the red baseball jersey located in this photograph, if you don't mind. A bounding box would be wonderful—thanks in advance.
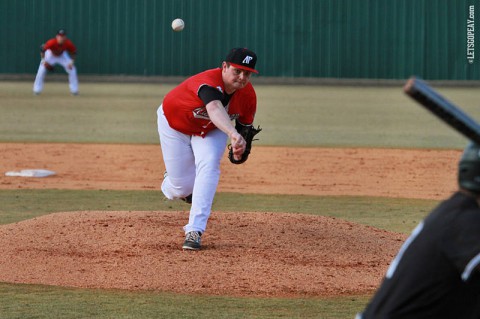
[42,38,77,56]
[163,68,257,137]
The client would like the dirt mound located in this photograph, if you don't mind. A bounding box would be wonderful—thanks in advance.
[0,210,406,297]
[0,143,449,297]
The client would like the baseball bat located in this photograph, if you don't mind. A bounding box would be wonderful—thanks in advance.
[404,76,480,145]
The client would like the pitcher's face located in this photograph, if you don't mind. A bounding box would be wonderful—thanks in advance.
[222,62,252,94]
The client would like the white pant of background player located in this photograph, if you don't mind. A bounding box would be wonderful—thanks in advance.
[33,49,79,94]
[157,105,228,233]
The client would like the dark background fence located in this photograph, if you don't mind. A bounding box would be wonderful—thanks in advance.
[1,0,478,80]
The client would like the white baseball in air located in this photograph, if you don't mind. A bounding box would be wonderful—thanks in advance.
[171,18,185,32]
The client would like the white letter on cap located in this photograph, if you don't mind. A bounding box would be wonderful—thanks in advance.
[242,56,253,64]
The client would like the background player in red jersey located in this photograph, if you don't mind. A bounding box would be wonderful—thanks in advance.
[33,29,79,95]
[157,48,259,250]
[357,142,480,319]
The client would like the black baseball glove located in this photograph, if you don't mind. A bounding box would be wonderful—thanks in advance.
[228,120,262,164]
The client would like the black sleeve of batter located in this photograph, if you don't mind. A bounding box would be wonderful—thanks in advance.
[437,194,480,280]
[198,85,225,106]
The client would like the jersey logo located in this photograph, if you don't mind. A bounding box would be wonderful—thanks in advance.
[217,86,223,93]
[193,107,210,120]
[242,56,253,64]
[192,105,240,122]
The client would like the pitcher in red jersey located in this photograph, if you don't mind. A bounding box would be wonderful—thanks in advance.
[157,48,259,250]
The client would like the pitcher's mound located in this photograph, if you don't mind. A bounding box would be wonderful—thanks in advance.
[0,211,406,297]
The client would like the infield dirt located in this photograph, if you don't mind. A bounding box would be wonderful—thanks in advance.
[0,143,460,297]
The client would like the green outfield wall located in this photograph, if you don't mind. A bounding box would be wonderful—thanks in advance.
[0,0,478,80]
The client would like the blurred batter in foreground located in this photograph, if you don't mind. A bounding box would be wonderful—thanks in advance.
[357,142,480,318]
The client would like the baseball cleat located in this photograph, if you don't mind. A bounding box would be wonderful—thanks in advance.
[181,194,192,204]
[182,231,202,250]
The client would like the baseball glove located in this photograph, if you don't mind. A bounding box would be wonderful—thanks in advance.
[228,120,262,164]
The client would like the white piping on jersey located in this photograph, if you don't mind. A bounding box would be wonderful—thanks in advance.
[461,252,480,281]
[386,221,424,279]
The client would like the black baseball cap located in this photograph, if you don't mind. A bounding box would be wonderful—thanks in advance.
[225,48,258,74]
[57,29,67,36]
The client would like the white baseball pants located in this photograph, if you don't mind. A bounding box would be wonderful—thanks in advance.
[157,105,228,234]
[33,50,79,94]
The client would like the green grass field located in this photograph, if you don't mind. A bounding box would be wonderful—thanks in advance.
[1,81,480,148]
[0,80,471,318]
